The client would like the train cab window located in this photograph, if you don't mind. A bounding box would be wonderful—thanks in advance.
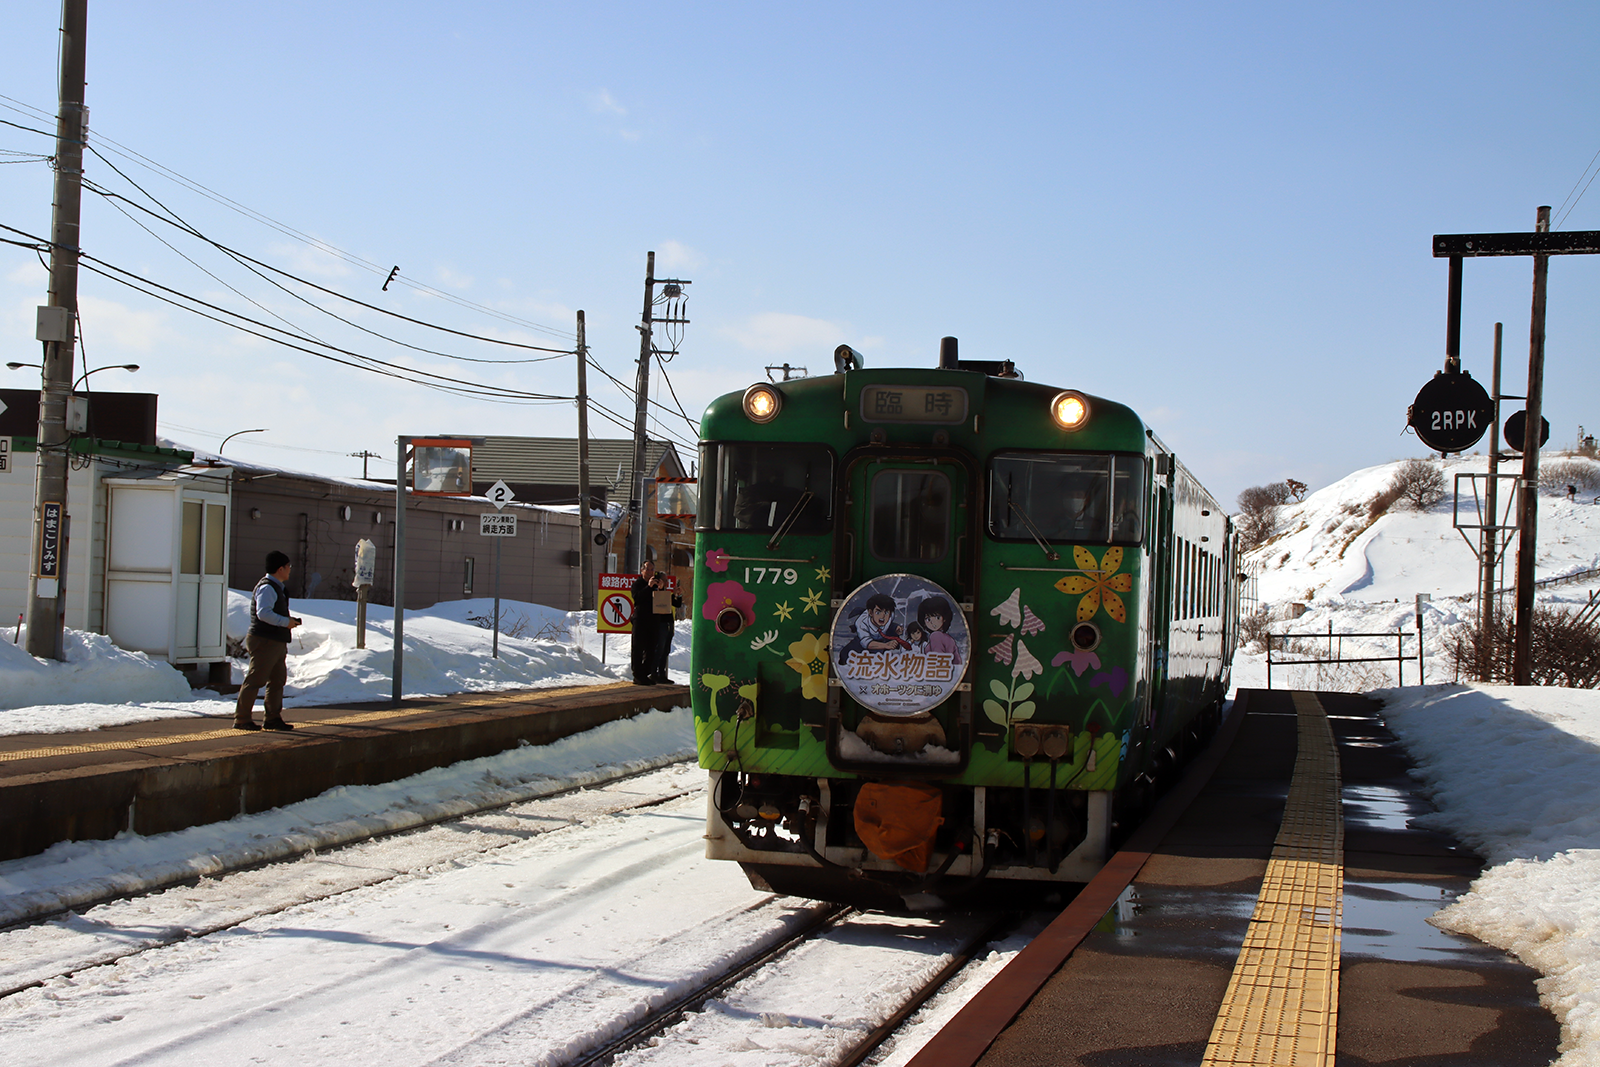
[871,470,951,561]
[700,442,834,535]
[988,453,1146,545]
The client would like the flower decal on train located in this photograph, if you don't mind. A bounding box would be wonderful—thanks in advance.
[1052,648,1101,676]
[785,633,829,702]
[1012,639,1043,680]
[705,547,731,573]
[701,580,757,627]
[1089,665,1129,698]
[989,634,1015,665]
[1019,606,1046,635]
[990,587,1022,628]
[1055,546,1132,624]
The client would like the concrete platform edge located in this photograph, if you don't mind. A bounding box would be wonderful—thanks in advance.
[0,688,687,865]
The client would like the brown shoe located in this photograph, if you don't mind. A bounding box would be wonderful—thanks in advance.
[262,719,294,731]
[233,719,262,731]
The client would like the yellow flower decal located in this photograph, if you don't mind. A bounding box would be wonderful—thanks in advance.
[1055,546,1132,623]
[773,601,794,621]
[800,588,827,614]
[785,633,829,702]
[814,565,831,582]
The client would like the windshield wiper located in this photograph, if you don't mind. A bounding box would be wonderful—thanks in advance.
[1007,498,1059,561]
[767,489,815,550]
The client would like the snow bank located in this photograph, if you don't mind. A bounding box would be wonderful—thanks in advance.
[1379,684,1600,1065]
[0,593,691,734]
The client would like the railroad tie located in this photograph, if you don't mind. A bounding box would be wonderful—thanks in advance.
[1202,691,1343,1067]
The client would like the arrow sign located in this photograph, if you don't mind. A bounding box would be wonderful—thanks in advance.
[486,479,515,510]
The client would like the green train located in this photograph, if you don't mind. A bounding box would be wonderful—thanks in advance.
[690,338,1238,906]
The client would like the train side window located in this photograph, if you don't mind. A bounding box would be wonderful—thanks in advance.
[870,470,950,561]
[703,443,834,534]
[988,453,1145,545]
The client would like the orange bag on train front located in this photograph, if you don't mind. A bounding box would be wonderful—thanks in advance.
[853,781,945,872]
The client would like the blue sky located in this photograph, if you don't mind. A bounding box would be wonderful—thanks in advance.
[2,2,1597,507]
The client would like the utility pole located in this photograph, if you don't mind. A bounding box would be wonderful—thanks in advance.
[350,450,381,480]
[1479,322,1502,682]
[624,252,690,573]
[1511,207,1551,685]
[26,0,88,660]
[576,310,594,610]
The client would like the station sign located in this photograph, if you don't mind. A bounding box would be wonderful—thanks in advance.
[1407,371,1492,453]
[480,513,517,537]
[594,571,680,634]
[1503,410,1551,453]
[596,572,636,634]
[0,437,10,474]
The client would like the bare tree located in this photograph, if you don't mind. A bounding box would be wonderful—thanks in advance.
[1390,458,1446,511]
[1236,482,1292,551]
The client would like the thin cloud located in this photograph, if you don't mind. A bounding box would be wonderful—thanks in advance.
[656,241,703,272]
[591,89,627,116]
[721,312,849,355]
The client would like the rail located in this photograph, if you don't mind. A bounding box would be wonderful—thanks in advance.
[1265,625,1420,689]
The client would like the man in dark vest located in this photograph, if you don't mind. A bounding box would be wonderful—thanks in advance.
[630,560,656,685]
[235,550,303,731]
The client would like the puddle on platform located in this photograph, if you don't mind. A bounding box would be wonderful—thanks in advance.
[1342,784,1422,832]
[1341,879,1480,962]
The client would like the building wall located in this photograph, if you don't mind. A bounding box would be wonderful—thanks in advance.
[0,450,108,637]
[230,476,601,612]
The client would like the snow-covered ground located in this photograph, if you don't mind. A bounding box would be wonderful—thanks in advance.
[0,592,691,734]
[1229,452,1600,696]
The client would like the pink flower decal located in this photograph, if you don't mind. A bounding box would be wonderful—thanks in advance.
[701,580,757,626]
[1052,648,1101,676]
[1089,666,1129,698]
[1013,639,1043,680]
[705,547,730,573]
[1020,606,1046,635]
[989,634,1014,665]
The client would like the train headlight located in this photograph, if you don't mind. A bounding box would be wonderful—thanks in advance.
[1051,391,1089,431]
[743,384,783,423]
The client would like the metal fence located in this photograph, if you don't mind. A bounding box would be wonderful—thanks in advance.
[1265,626,1420,689]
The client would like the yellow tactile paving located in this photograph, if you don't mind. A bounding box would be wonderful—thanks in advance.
[1202,691,1344,1067]
[0,681,633,766]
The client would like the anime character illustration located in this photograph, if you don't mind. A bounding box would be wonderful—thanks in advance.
[916,595,962,663]
[836,593,906,664]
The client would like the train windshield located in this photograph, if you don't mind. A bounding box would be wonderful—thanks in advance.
[700,442,834,534]
[988,452,1146,545]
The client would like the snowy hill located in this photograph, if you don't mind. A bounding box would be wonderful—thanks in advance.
[1231,453,1600,692]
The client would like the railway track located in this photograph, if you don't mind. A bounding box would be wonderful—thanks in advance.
[0,761,703,999]
[568,907,1023,1067]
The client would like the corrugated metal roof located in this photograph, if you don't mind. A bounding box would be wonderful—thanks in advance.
[471,437,687,485]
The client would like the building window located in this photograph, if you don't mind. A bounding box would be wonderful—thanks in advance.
[463,556,475,595]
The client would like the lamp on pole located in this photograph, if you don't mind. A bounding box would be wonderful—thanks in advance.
[220,428,267,454]
[8,361,140,388]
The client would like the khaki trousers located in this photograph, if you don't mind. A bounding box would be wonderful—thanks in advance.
[235,633,289,723]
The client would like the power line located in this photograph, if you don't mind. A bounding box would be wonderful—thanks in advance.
[1554,143,1600,228]
[69,252,573,404]
[85,172,571,366]
[82,171,576,356]
[0,90,578,342]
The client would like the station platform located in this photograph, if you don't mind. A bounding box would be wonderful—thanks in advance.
[0,681,688,863]
[910,688,1559,1067]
